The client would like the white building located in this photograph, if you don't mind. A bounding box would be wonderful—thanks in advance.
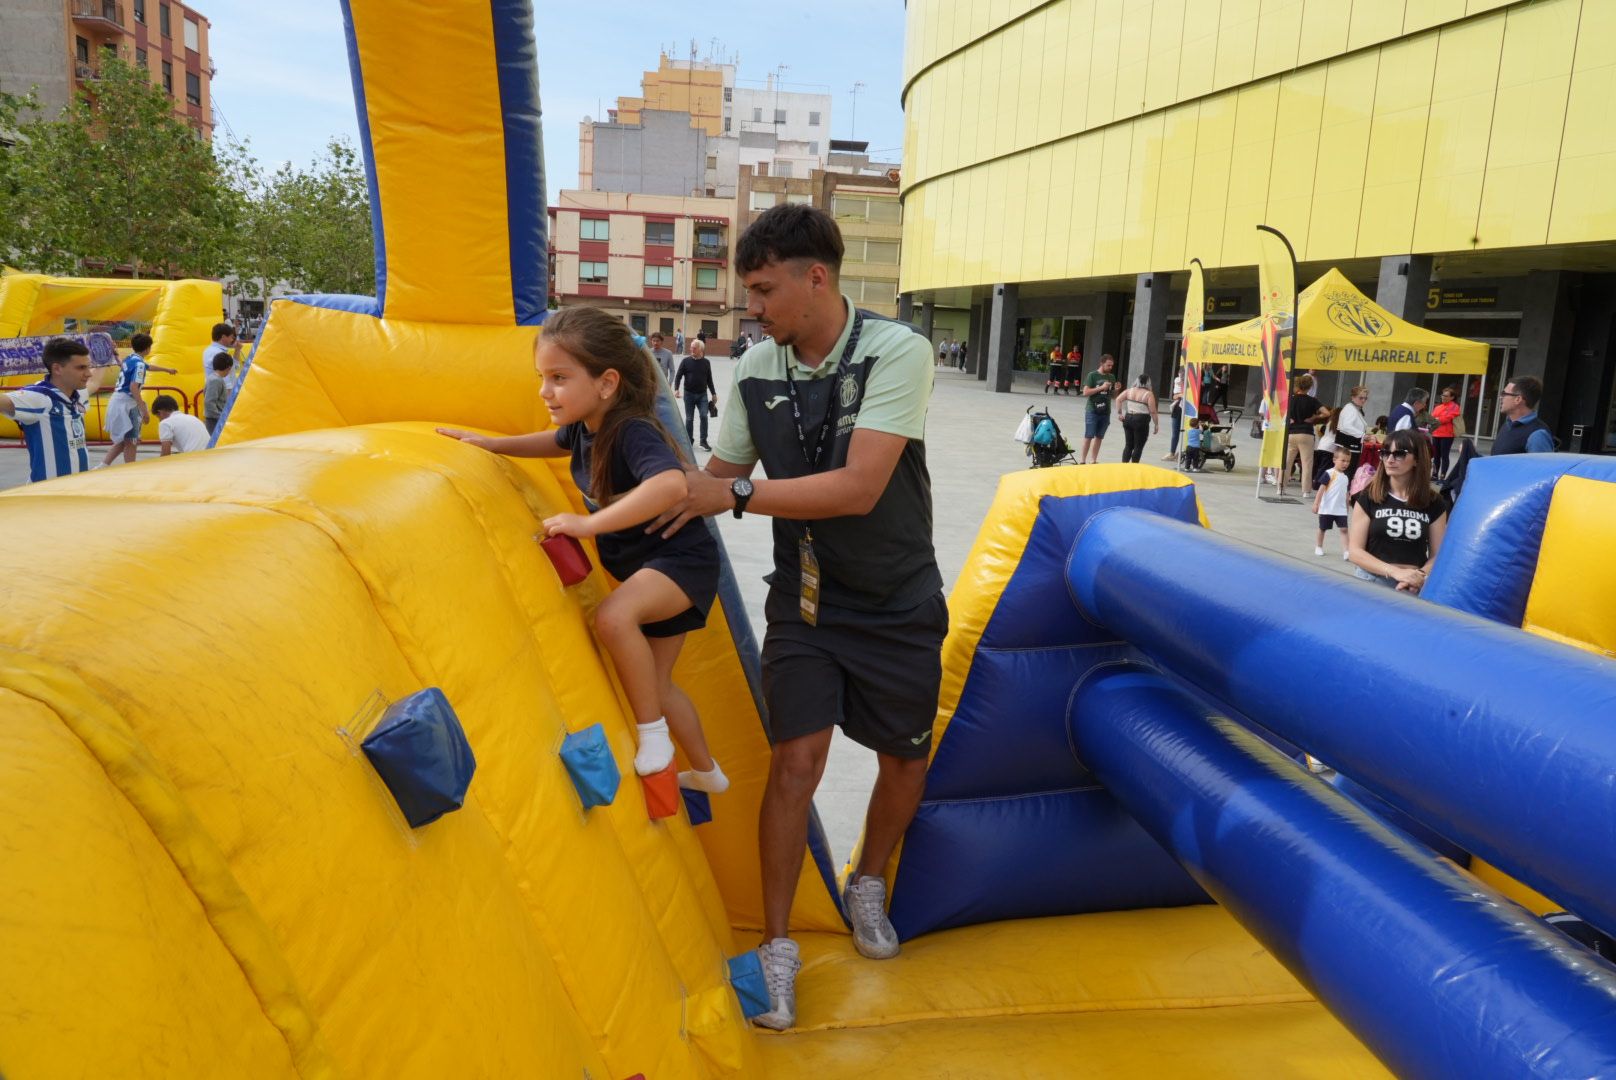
[730,76,832,179]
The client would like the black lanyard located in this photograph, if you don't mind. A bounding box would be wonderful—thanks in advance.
[783,311,863,470]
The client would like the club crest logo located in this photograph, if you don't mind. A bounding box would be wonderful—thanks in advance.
[838,372,860,409]
[1318,341,1337,365]
[1325,292,1392,338]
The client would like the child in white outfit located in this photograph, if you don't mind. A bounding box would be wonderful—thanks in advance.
[1313,446,1353,558]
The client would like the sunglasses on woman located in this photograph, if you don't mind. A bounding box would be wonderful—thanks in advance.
[1382,448,1413,461]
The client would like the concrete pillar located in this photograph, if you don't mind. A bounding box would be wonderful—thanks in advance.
[966,301,984,375]
[977,299,992,381]
[1083,292,1131,379]
[986,284,1019,394]
[1126,272,1171,392]
[919,302,935,343]
[1366,255,1433,419]
[1516,270,1575,429]
[897,293,914,323]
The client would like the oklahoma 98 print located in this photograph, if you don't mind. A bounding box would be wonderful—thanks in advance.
[1357,491,1447,569]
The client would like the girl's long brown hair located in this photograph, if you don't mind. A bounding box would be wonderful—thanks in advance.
[1367,428,1436,509]
[541,306,686,505]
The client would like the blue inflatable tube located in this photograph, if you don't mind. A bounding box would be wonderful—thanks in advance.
[1069,665,1616,1080]
[1066,509,1616,939]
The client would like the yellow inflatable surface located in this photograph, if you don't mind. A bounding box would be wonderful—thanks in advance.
[0,269,223,440]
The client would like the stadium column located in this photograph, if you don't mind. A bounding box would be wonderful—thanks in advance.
[976,299,992,381]
[986,283,1019,393]
[966,301,983,376]
[897,293,914,322]
[1126,272,1171,389]
[1364,256,1431,412]
[1516,270,1575,436]
[919,302,935,343]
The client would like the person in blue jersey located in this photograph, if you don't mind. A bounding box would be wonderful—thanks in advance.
[1,338,107,483]
[100,332,178,466]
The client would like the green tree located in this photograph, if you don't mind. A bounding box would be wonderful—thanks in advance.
[275,138,375,297]
[2,57,239,278]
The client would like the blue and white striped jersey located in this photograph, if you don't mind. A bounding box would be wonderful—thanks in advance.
[7,380,90,483]
[113,354,148,395]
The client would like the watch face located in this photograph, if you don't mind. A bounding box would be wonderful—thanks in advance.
[734,479,753,498]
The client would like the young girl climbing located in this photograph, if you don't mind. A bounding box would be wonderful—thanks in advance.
[438,306,728,793]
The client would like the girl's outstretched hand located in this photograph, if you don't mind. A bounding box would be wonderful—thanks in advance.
[436,427,493,450]
[543,513,595,539]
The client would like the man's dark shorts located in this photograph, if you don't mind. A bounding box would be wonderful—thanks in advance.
[761,589,948,759]
[1085,409,1111,440]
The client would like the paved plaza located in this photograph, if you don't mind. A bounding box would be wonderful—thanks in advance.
[0,358,1355,861]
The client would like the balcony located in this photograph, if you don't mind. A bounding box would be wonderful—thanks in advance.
[71,1,128,34]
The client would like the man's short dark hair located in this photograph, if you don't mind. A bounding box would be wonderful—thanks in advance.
[211,353,234,372]
[1508,375,1543,410]
[42,337,89,371]
[152,394,180,413]
[211,322,236,342]
[1406,387,1429,403]
[130,332,153,353]
[736,203,844,277]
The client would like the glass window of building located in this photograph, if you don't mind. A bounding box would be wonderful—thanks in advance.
[809,111,820,126]
[696,227,723,250]
[863,240,899,264]
[579,261,609,283]
[630,314,648,333]
[134,0,145,22]
[161,60,173,94]
[695,267,719,290]
[749,191,777,211]
[723,87,732,102]
[867,198,901,224]
[135,47,147,68]
[776,160,793,178]
[700,319,718,337]
[773,109,786,124]
[185,71,201,105]
[159,3,170,36]
[184,17,199,51]
[645,221,674,245]
[752,107,762,122]
[76,36,90,64]
[580,218,609,241]
[785,193,811,206]
[643,265,673,288]
[833,196,868,221]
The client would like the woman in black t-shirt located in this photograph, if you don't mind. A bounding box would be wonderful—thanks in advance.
[1282,373,1330,498]
[1347,428,1448,593]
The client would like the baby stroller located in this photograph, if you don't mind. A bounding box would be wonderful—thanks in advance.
[1020,406,1077,468]
[1185,406,1241,472]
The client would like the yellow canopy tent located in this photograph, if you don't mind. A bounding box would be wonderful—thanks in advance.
[1185,268,1488,375]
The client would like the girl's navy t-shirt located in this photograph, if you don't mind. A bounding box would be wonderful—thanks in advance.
[554,417,717,575]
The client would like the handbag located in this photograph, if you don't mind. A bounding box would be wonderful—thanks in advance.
[1452,413,1467,438]
[708,397,719,418]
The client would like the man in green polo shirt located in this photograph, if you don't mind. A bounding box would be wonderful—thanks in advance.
[1080,353,1119,463]
[650,204,944,1031]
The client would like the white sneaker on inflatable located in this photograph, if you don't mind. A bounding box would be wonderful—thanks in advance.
[843,874,900,959]
[752,938,801,1031]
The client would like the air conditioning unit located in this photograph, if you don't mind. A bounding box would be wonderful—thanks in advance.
[75,64,95,79]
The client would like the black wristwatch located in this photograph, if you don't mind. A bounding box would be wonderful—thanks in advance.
[730,478,754,519]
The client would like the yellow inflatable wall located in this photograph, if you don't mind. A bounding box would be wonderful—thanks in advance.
[0,270,222,441]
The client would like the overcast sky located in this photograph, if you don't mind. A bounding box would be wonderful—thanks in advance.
[205,0,908,200]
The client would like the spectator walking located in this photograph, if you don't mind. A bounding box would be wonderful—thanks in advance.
[1491,376,1554,455]
[1313,445,1353,559]
[101,332,178,467]
[1162,369,1183,461]
[1115,374,1158,464]
[674,328,685,355]
[1348,428,1448,593]
[1336,385,1370,473]
[1080,354,1119,464]
[939,338,950,367]
[1430,385,1462,478]
[957,340,968,371]
[648,332,675,382]
[1387,387,1428,434]
[1207,365,1230,412]
[1281,373,1329,498]
[674,337,716,450]
[153,395,210,455]
[0,338,104,482]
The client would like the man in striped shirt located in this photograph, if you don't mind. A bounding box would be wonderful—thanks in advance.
[1,337,107,483]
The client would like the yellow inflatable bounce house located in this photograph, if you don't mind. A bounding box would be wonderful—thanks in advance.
[5,2,1616,1078]
[0,270,221,440]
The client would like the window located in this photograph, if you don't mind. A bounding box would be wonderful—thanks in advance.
[161,60,173,94]
[659,317,675,334]
[723,87,732,102]
[695,267,719,291]
[808,141,819,157]
[159,3,170,36]
[773,109,786,124]
[724,116,731,132]
[775,160,793,178]
[696,227,723,250]
[751,107,762,122]
[580,217,609,241]
[643,265,673,288]
[748,191,777,212]
[185,71,200,106]
[76,36,90,64]
[700,319,718,337]
[134,0,145,22]
[705,154,717,170]
[867,198,902,224]
[645,220,674,245]
[833,195,868,221]
[184,17,199,52]
[579,261,608,284]
[785,193,811,206]
[862,240,899,264]
[809,111,821,126]
[135,47,147,68]
[630,314,648,334]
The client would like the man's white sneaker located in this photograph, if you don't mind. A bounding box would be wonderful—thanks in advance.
[1314,546,1325,556]
[843,874,901,959]
[752,938,801,1030]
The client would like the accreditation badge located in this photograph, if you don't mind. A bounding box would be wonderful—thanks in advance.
[798,529,820,627]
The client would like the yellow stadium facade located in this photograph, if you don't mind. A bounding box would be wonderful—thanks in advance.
[899,0,1616,454]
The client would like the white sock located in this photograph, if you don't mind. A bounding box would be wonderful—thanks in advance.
[678,761,729,793]
[634,718,674,776]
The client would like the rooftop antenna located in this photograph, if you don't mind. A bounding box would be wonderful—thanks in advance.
[849,81,866,139]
